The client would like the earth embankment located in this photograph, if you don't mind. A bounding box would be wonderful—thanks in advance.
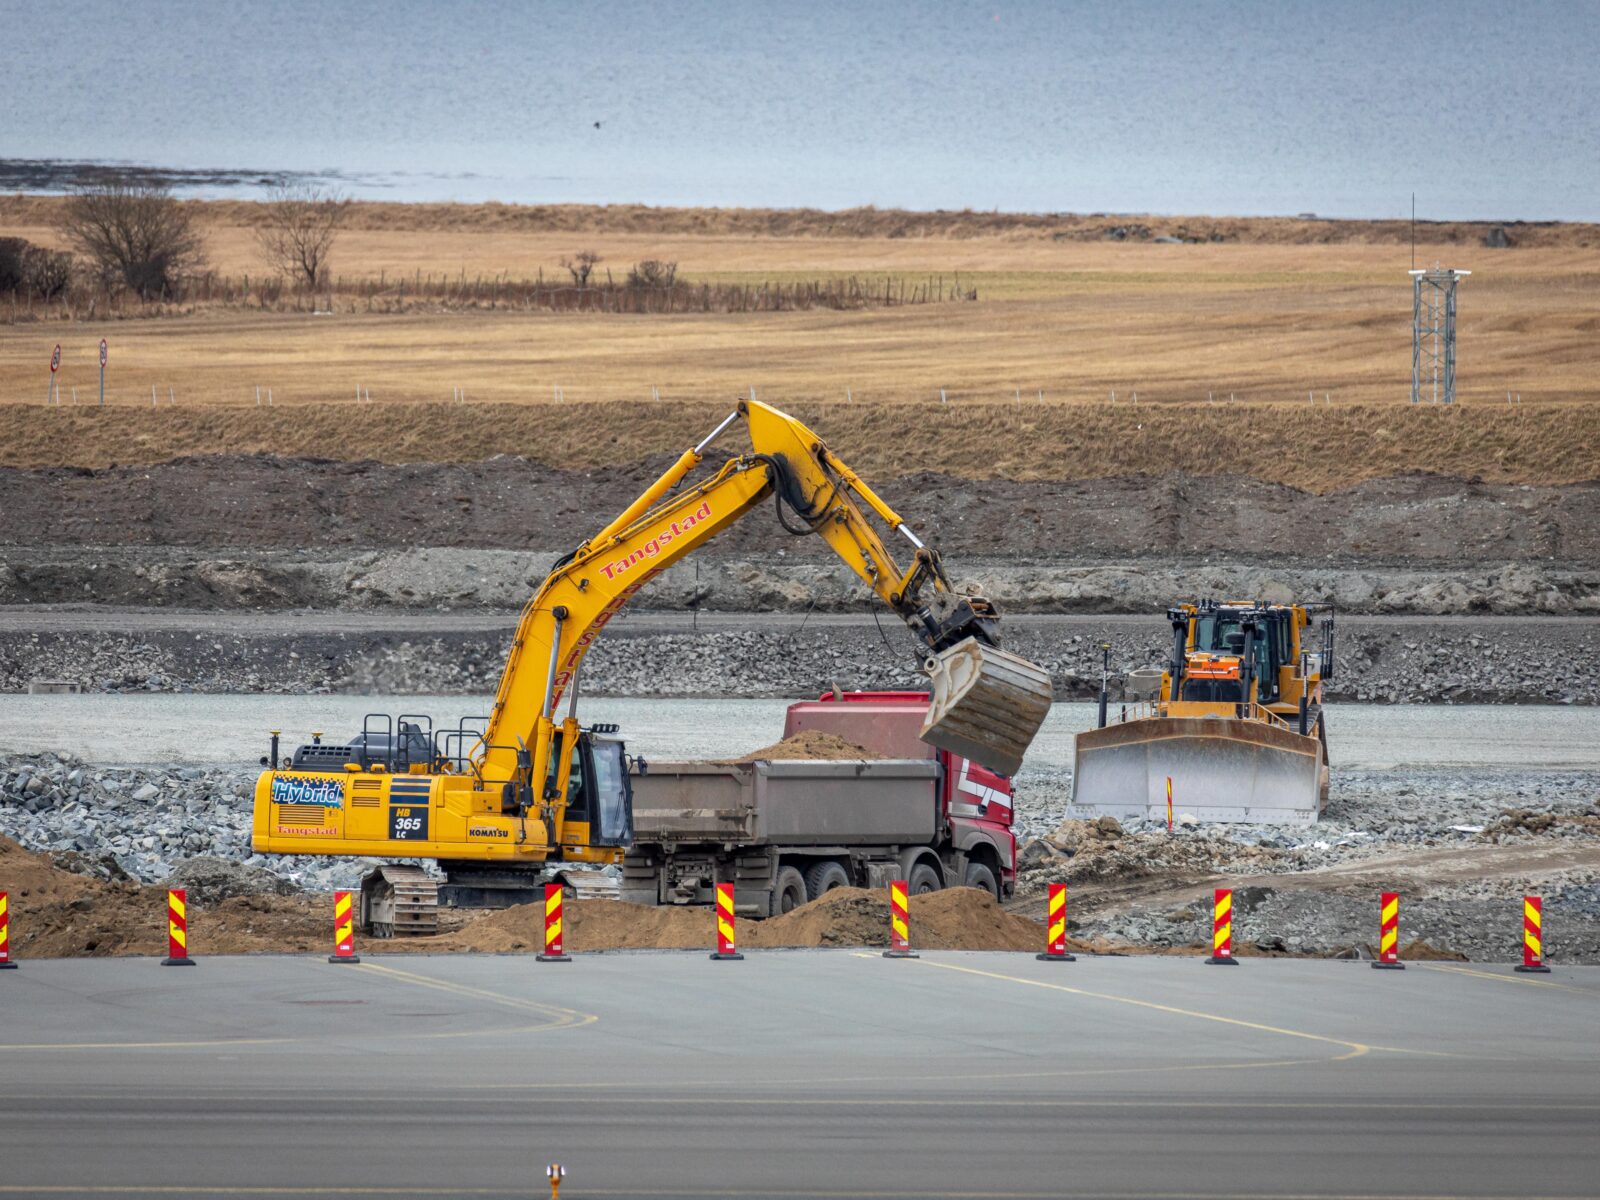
[1,401,1597,489]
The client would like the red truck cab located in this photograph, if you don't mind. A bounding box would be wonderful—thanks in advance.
[782,690,1018,898]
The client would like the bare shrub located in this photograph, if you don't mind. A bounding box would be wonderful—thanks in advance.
[0,237,26,292]
[23,247,73,300]
[561,250,602,288]
[627,259,678,288]
[57,178,206,298]
[255,183,349,290]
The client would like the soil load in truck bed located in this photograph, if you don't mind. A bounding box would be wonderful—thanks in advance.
[719,731,884,762]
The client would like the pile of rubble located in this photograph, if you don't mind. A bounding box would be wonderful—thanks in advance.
[4,618,1599,705]
[0,753,359,891]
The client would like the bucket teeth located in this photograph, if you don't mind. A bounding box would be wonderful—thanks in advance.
[919,637,1053,776]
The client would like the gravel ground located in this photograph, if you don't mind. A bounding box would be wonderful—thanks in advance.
[4,614,1597,704]
[4,750,1596,961]
[1011,767,1600,963]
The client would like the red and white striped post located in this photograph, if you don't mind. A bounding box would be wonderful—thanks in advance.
[1036,883,1075,962]
[538,883,571,962]
[1372,891,1404,970]
[1515,895,1551,974]
[161,888,195,966]
[0,891,17,969]
[1205,887,1237,965]
[710,882,744,960]
[327,890,360,964]
[883,879,918,959]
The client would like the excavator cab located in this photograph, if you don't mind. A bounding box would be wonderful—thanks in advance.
[547,727,634,849]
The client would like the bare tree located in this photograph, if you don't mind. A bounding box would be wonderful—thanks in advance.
[256,183,349,290]
[561,250,602,288]
[57,178,206,298]
[627,259,678,288]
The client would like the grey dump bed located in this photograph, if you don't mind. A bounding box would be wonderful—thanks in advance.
[631,759,940,846]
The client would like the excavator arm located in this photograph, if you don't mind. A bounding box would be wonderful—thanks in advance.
[478,401,1051,817]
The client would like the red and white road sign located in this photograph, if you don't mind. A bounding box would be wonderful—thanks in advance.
[99,338,108,367]
[50,344,61,373]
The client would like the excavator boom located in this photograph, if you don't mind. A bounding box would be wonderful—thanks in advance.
[252,400,1051,927]
[483,400,1050,792]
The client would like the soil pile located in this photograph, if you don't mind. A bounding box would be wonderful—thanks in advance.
[723,731,883,763]
[757,886,1051,952]
[0,835,329,958]
[3,403,1597,491]
[434,887,1052,954]
[1398,938,1471,962]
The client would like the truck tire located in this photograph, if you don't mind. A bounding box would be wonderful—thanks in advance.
[804,860,850,900]
[770,866,808,916]
[907,862,942,895]
[963,862,998,900]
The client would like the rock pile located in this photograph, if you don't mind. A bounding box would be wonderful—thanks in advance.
[0,754,360,891]
[4,618,1597,704]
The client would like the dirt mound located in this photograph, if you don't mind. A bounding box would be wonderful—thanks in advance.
[723,731,883,763]
[433,887,1050,954]
[758,886,1049,951]
[1484,808,1600,838]
[0,836,331,958]
[1399,938,1470,962]
[433,896,712,954]
[2,402,1597,492]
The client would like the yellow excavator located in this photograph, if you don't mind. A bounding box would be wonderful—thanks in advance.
[252,400,1053,933]
[1071,600,1334,824]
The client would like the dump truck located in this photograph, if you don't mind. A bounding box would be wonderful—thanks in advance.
[251,401,1051,934]
[1069,600,1333,825]
[622,690,1018,915]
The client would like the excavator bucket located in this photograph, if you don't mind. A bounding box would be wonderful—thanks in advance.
[919,637,1053,776]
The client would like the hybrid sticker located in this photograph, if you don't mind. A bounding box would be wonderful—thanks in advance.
[271,777,344,808]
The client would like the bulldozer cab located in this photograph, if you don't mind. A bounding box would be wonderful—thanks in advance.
[1189,607,1288,703]
[546,728,634,849]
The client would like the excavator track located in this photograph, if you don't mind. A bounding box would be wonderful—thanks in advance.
[360,864,439,937]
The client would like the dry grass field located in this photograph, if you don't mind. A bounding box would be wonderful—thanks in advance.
[2,197,1597,484]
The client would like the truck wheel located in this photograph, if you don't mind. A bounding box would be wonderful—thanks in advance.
[804,860,850,900]
[963,862,998,899]
[907,862,942,895]
[770,866,808,916]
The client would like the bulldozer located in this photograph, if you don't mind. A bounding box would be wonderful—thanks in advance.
[251,400,1053,933]
[1070,600,1334,825]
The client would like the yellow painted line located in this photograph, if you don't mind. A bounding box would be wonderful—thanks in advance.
[352,960,597,1029]
[851,953,1462,1059]
[1418,962,1597,995]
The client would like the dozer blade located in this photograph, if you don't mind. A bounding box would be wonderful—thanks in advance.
[1070,715,1327,825]
[920,637,1053,776]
